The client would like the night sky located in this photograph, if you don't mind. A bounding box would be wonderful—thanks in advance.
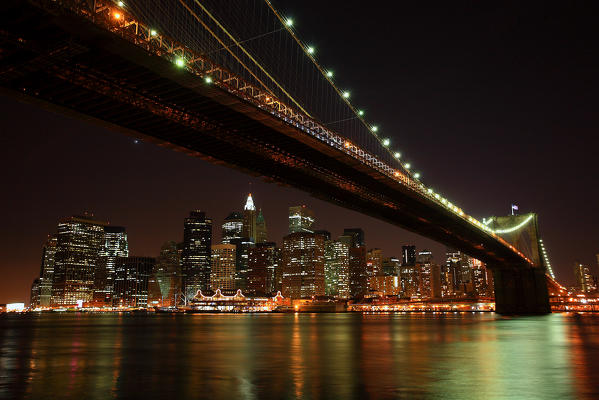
[1,1,598,303]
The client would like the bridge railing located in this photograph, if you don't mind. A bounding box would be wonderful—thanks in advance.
[51,0,532,266]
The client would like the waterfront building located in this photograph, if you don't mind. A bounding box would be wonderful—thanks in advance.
[247,242,278,295]
[324,239,349,297]
[255,209,268,243]
[399,264,419,298]
[38,235,57,307]
[445,248,470,297]
[288,205,315,233]
[52,214,107,306]
[211,244,237,293]
[30,278,40,309]
[152,241,182,306]
[282,232,325,298]
[113,256,155,307]
[370,275,401,296]
[93,226,128,305]
[221,212,243,244]
[417,250,433,299]
[242,194,257,242]
[574,262,597,293]
[181,211,212,297]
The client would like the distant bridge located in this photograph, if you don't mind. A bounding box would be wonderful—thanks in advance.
[1,0,552,312]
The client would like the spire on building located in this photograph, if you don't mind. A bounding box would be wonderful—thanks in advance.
[244,193,256,211]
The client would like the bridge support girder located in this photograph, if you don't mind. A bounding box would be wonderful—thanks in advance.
[491,267,551,314]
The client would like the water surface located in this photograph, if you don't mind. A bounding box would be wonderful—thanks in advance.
[1,313,598,399]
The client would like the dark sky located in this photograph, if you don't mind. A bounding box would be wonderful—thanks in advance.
[1,1,598,303]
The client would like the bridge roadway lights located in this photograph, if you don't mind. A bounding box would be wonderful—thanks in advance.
[491,266,551,314]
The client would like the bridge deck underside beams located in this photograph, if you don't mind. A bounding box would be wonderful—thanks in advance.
[1,1,533,271]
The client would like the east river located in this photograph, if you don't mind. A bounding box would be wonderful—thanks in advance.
[1,313,598,399]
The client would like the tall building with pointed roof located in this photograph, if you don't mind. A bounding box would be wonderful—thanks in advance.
[242,193,257,243]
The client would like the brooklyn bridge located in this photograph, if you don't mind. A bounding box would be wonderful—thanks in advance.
[0,0,560,313]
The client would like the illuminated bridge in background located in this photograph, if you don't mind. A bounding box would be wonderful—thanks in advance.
[1,0,558,313]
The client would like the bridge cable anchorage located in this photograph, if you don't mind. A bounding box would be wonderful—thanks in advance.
[262,0,418,178]
[185,0,312,117]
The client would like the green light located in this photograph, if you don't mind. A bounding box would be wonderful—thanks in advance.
[358,110,364,116]
[326,70,333,78]
[175,58,185,67]
[342,91,350,98]
[307,46,315,54]
[285,18,294,27]
[205,76,213,84]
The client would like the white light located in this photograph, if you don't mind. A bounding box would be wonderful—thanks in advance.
[118,1,124,6]
[394,152,401,158]
[414,172,421,179]
[342,91,350,98]
[175,58,185,67]
[285,18,294,27]
[205,76,213,84]
[382,138,390,146]
[150,29,157,36]
[371,125,378,132]
[405,163,411,169]
[358,110,364,116]
[307,46,315,54]
[326,70,333,78]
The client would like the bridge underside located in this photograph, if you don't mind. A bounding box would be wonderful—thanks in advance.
[1,1,550,313]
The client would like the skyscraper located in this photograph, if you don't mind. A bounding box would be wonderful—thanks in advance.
[242,194,257,242]
[367,248,383,292]
[221,212,243,244]
[324,239,349,297]
[349,247,368,298]
[210,244,237,293]
[113,256,155,308]
[152,241,182,306]
[255,209,268,243]
[247,242,278,295]
[93,226,128,305]
[416,250,433,299]
[30,278,41,309]
[288,205,315,233]
[574,262,596,293]
[38,235,57,307]
[282,232,325,299]
[181,211,212,297]
[52,214,107,306]
[402,245,416,266]
[343,228,365,248]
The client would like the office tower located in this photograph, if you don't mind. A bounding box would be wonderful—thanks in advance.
[30,278,41,309]
[574,262,596,293]
[221,212,243,244]
[255,209,268,243]
[52,214,107,306]
[38,235,57,307]
[288,205,315,233]
[181,211,212,297]
[445,248,470,296]
[93,226,128,305]
[152,241,182,306]
[367,248,383,291]
[113,256,155,308]
[431,264,442,299]
[273,247,283,293]
[349,247,368,298]
[343,228,365,248]
[243,193,257,242]
[324,239,349,297]
[248,242,278,295]
[282,232,325,298]
[402,245,416,266]
[210,244,237,293]
[382,257,401,276]
[417,250,433,298]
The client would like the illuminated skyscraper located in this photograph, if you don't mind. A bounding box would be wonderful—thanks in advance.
[221,212,243,244]
[324,239,349,297]
[402,245,416,266]
[416,250,433,299]
[255,209,268,243]
[113,256,154,308]
[210,244,237,293]
[574,262,597,293]
[181,211,212,297]
[93,226,128,305]
[288,205,315,234]
[282,232,325,298]
[152,241,182,306]
[30,278,41,309]
[367,248,383,292]
[38,235,57,307]
[242,194,257,242]
[52,214,107,306]
[382,257,401,276]
[248,242,278,295]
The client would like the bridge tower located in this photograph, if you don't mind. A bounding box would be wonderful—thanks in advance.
[484,213,551,313]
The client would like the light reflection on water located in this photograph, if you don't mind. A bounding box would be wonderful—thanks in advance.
[1,313,598,399]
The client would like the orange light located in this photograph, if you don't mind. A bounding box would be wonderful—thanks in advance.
[113,12,122,19]
[344,141,351,148]
[394,171,400,177]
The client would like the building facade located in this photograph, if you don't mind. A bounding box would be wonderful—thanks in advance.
[181,211,212,297]
[247,242,278,295]
[288,205,315,234]
[282,232,325,298]
[324,239,349,297]
[210,244,237,293]
[93,226,128,305]
[113,256,155,307]
[38,235,57,307]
